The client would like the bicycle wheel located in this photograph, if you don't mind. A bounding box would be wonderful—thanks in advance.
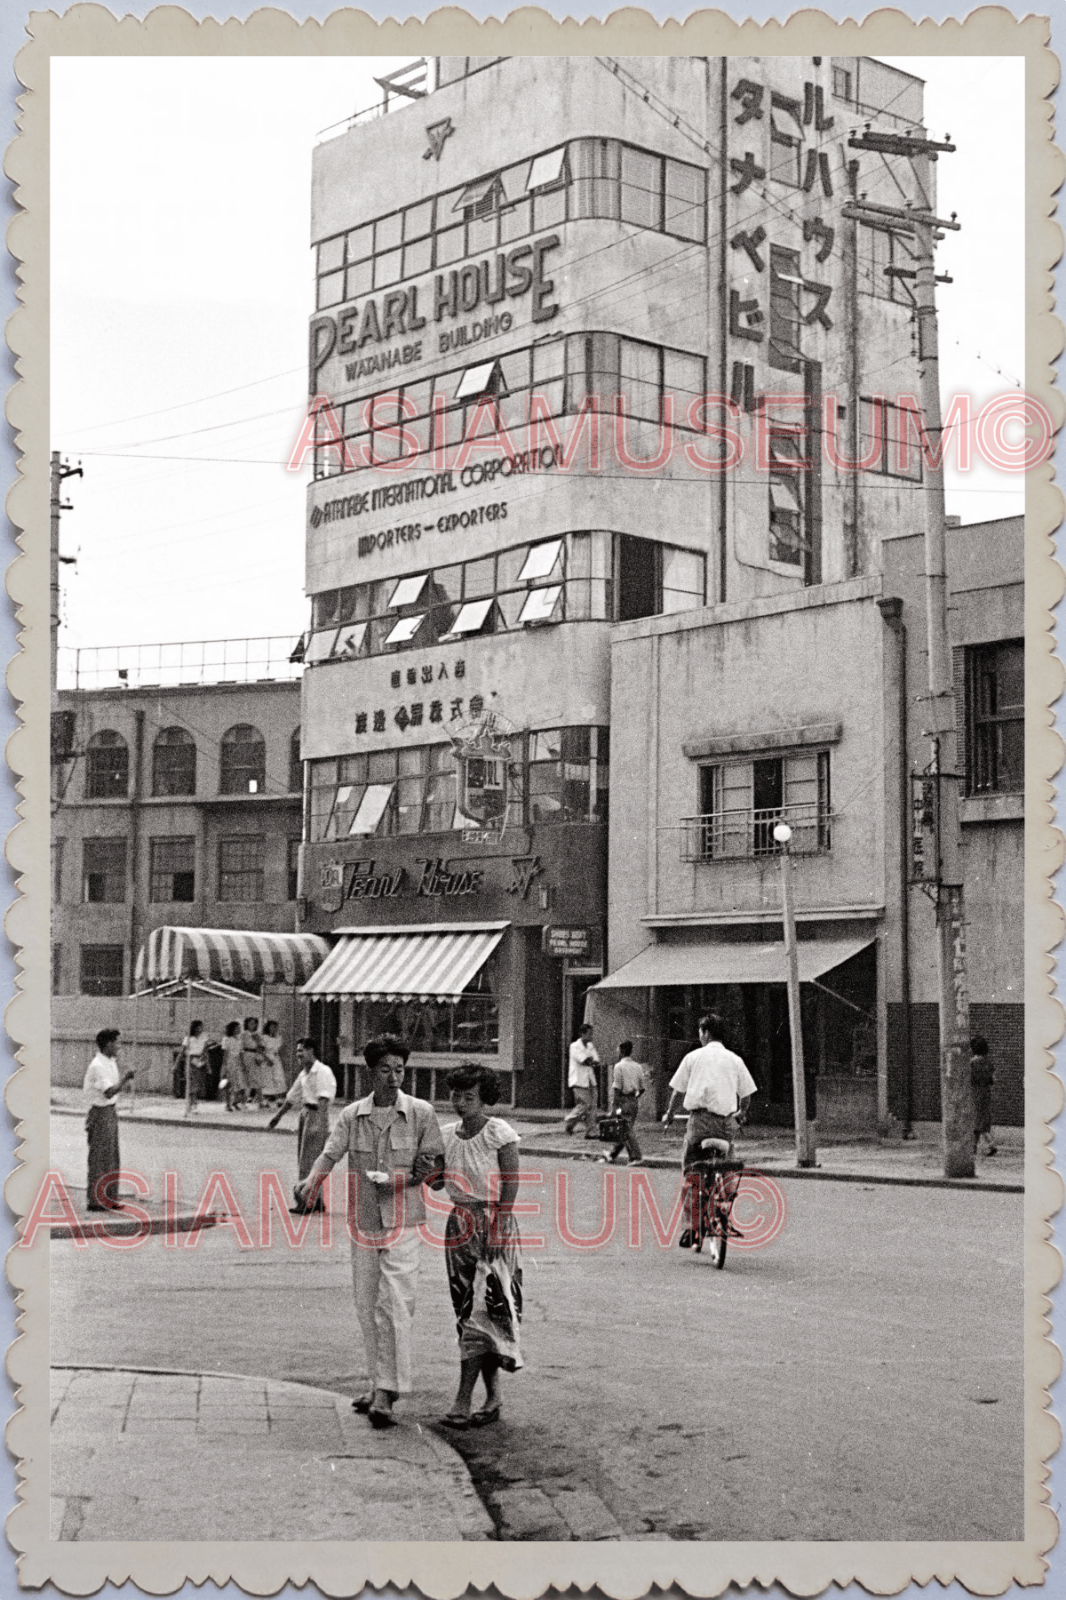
[705,1201,728,1269]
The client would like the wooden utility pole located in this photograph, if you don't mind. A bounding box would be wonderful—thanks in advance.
[845,129,973,1178]
[775,823,816,1168]
[50,450,82,702]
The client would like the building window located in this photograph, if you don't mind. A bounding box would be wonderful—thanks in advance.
[831,66,852,101]
[362,951,500,1054]
[52,944,63,997]
[767,414,808,568]
[149,837,196,903]
[857,223,918,303]
[85,730,129,799]
[289,728,303,795]
[527,726,610,824]
[769,246,803,374]
[80,945,125,997]
[52,838,65,904]
[306,530,705,661]
[220,725,266,794]
[218,836,265,902]
[152,727,196,797]
[314,137,706,315]
[962,640,1024,795]
[859,398,923,481]
[315,330,706,480]
[684,750,831,861]
[82,837,127,903]
[287,839,301,902]
[768,91,804,187]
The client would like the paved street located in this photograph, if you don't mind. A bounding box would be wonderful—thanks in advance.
[49,1115,1023,1541]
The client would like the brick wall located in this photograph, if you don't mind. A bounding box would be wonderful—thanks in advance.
[887,1002,1024,1127]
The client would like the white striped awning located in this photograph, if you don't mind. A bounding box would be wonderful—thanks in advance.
[136,927,331,990]
[301,922,509,1002]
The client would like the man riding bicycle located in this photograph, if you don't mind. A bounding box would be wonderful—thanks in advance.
[662,1013,757,1170]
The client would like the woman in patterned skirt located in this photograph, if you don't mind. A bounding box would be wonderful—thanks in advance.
[438,1064,523,1430]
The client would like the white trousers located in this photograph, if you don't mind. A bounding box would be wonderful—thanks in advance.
[350,1226,421,1394]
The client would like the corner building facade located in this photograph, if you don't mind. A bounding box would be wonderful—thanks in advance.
[299,54,932,1108]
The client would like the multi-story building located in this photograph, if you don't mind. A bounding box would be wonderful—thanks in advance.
[50,640,304,1084]
[599,514,1023,1134]
[296,54,940,1110]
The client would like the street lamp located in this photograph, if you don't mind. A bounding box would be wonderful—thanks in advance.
[774,822,816,1168]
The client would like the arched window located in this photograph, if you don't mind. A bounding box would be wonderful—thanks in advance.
[220,724,266,795]
[152,726,196,797]
[85,730,128,799]
[289,727,303,795]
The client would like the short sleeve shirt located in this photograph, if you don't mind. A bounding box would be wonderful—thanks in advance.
[442,1117,520,1202]
[669,1042,756,1115]
[84,1052,119,1109]
[293,1060,336,1108]
[568,1039,600,1089]
[612,1059,647,1096]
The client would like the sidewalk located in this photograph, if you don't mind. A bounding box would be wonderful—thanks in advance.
[50,1365,492,1542]
[50,1088,1024,1192]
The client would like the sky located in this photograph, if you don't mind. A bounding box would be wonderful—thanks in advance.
[50,54,1026,658]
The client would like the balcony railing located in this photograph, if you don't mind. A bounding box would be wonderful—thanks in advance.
[315,59,430,143]
[56,637,304,692]
[680,803,832,863]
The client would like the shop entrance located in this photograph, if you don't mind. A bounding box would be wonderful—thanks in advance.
[562,970,603,1112]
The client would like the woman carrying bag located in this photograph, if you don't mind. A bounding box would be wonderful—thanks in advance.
[437,1063,523,1430]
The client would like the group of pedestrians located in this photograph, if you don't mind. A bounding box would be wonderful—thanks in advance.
[179,1017,288,1113]
[294,1037,523,1431]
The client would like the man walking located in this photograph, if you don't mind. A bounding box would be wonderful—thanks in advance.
[268,1037,337,1212]
[83,1028,135,1212]
[297,1036,443,1429]
[662,1013,757,1168]
[600,1040,647,1164]
[563,1023,601,1138]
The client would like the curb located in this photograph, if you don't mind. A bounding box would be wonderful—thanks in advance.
[50,1211,222,1241]
[50,1102,295,1136]
[521,1143,1024,1194]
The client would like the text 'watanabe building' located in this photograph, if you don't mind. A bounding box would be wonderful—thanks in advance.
[296,55,1022,1126]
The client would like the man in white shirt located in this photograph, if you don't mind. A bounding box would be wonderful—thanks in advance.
[83,1028,135,1212]
[602,1040,647,1164]
[269,1037,337,1212]
[663,1013,757,1168]
[563,1023,601,1139]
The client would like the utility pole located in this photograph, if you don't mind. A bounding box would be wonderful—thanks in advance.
[50,450,82,703]
[845,129,973,1178]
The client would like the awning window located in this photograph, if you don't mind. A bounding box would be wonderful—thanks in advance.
[526,147,568,190]
[455,359,507,401]
[301,922,509,1002]
[593,935,874,991]
[442,597,494,638]
[389,573,428,609]
[454,174,503,213]
[335,621,367,658]
[384,613,426,647]
[519,539,563,582]
[306,627,339,664]
[519,585,562,625]
[349,783,394,836]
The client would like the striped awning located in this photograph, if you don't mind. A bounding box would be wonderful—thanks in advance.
[300,922,509,1002]
[136,927,331,989]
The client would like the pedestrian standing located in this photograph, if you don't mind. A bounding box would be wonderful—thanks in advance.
[600,1040,647,1165]
[83,1028,135,1212]
[662,1013,757,1168]
[269,1038,337,1211]
[297,1036,444,1429]
[179,1020,212,1116]
[240,1016,265,1108]
[563,1023,601,1139]
[970,1035,996,1156]
[220,1020,246,1111]
[259,1020,288,1105]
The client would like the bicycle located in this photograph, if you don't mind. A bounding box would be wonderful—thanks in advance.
[679,1138,746,1269]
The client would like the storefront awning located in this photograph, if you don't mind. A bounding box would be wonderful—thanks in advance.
[136,927,331,989]
[301,922,509,1003]
[593,936,874,991]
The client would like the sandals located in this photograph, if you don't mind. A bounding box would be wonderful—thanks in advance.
[470,1405,500,1428]
[368,1406,397,1429]
[351,1394,374,1414]
[439,1412,470,1430]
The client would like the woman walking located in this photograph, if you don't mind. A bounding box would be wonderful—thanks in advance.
[220,1021,245,1111]
[970,1036,996,1156]
[438,1064,523,1430]
[179,1020,212,1115]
